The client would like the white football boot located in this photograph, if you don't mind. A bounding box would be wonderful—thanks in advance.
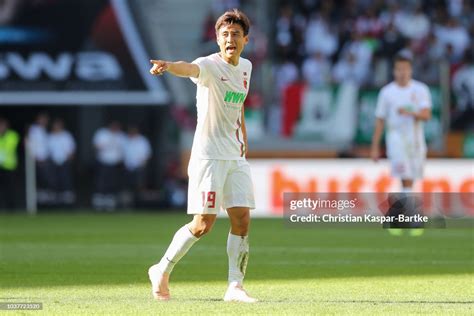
[223,282,258,303]
[148,264,170,301]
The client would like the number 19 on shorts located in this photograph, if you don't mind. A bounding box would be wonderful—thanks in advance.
[202,191,216,208]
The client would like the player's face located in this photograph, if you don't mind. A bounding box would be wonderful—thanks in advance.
[216,24,248,65]
[393,61,412,85]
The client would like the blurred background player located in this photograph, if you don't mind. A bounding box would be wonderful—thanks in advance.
[371,53,432,193]
[147,9,257,303]
[92,121,125,211]
[123,125,152,207]
[47,118,76,206]
[371,53,432,235]
[0,117,19,210]
[27,112,53,203]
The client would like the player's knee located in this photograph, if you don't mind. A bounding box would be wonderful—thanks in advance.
[232,217,250,235]
[194,225,213,237]
[189,220,214,237]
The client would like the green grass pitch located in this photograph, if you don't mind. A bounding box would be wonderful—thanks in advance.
[1,213,473,315]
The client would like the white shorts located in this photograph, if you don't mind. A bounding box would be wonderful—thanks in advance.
[187,159,256,214]
[387,135,426,180]
[389,155,425,180]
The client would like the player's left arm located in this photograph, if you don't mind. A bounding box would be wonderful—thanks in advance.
[241,106,248,156]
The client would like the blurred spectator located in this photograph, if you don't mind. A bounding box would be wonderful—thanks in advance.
[354,6,384,38]
[342,31,373,67]
[396,5,430,40]
[122,125,151,207]
[445,43,464,65]
[304,13,338,57]
[425,31,446,62]
[274,56,299,99]
[434,18,470,62]
[92,121,125,211]
[376,22,406,58]
[275,5,305,60]
[332,51,369,85]
[302,51,331,88]
[47,118,76,205]
[457,1,473,28]
[0,117,19,210]
[379,2,404,29]
[447,0,464,18]
[27,112,53,200]
[452,50,474,129]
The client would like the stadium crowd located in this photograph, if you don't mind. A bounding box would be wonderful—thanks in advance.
[274,0,472,85]
[273,0,473,129]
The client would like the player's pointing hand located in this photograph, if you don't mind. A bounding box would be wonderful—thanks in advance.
[150,60,169,75]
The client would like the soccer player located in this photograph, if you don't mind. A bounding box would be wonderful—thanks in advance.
[47,118,76,205]
[371,53,432,193]
[147,9,257,303]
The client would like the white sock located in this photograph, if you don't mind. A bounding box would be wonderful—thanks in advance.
[227,233,249,285]
[156,225,199,274]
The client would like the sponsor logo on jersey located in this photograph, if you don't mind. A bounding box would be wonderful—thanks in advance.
[224,90,246,104]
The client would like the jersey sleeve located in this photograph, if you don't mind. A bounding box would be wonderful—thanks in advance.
[375,88,388,119]
[190,57,212,87]
[248,61,253,86]
[419,84,432,109]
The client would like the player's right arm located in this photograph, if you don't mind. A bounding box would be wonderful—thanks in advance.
[370,118,384,162]
[149,60,199,78]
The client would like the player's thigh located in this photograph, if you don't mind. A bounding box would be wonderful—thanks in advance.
[222,160,255,210]
[187,159,228,214]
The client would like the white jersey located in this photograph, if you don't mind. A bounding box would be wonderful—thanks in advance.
[48,131,76,165]
[93,128,125,165]
[375,80,432,156]
[123,135,151,170]
[190,53,252,160]
[28,124,49,161]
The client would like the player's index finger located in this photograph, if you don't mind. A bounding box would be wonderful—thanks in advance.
[150,59,161,64]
